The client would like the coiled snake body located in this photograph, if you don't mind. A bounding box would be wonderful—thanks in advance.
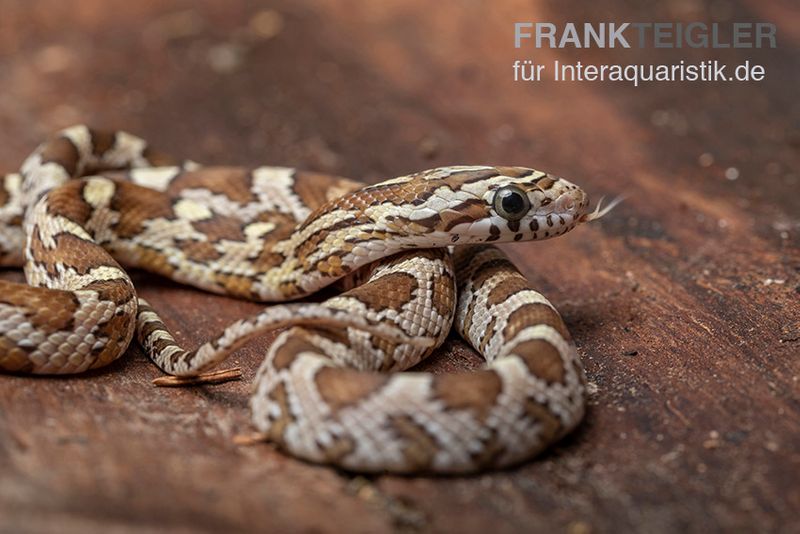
[0,126,601,473]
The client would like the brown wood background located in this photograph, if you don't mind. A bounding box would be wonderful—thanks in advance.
[1,1,798,532]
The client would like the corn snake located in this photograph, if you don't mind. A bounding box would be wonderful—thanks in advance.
[0,125,604,473]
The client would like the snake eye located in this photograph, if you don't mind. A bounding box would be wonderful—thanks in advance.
[493,186,531,221]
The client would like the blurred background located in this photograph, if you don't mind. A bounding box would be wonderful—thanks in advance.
[1,0,796,219]
[0,1,797,533]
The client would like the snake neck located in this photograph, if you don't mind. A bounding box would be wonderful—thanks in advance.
[252,167,588,300]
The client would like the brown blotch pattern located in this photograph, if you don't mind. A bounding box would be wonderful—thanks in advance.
[182,241,221,263]
[80,278,134,306]
[487,274,528,305]
[45,182,93,225]
[38,136,79,177]
[536,176,556,190]
[30,229,123,278]
[390,415,438,471]
[494,166,534,178]
[292,171,362,212]
[270,328,322,371]
[503,302,570,342]
[265,381,293,442]
[0,178,9,207]
[141,145,178,167]
[343,271,417,313]
[112,182,176,238]
[314,367,388,411]
[0,281,79,333]
[89,129,116,157]
[420,198,488,232]
[512,340,567,384]
[191,214,245,243]
[168,167,255,204]
[433,370,502,420]
[479,315,498,353]
[214,273,257,299]
[253,250,286,272]
[523,397,562,442]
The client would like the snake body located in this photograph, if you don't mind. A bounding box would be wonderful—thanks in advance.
[0,126,594,473]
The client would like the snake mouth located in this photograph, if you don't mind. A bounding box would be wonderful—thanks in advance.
[579,195,624,223]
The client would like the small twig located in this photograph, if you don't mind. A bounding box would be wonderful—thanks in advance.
[665,398,691,426]
[233,432,268,446]
[152,367,243,387]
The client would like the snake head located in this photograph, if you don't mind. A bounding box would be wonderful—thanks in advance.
[403,166,591,243]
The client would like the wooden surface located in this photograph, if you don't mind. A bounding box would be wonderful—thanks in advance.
[1,1,798,532]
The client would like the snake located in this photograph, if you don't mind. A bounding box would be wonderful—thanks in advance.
[0,125,612,473]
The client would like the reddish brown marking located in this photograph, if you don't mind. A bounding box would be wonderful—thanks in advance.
[39,136,80,177]
[295,229,329,263]
[466,257,514,292]
[182,241,221,263]
[487,274,528,305]
[89,129,116,157]
[503,303,571,342]
[45,183,94,225]
[512,340,567,384]
[168,167,256,204]
[278,280,302,299]
[305,168,499,226]
[314,253,349,278]
[460,296,476,340]
[440,168,501,187]
[134,248,176,277]
[292,172,362,212]
[414,198,488,232]
[494,166,534,178]
[389,415,437,471]
[479,316,498,353]
[343,271,417,313]
[141,146,178,167]
[0,281,78,333]
[431,270,456,319]
[90,311,135,369]
[214,273,256,299]
[253,211,297,241]
[536,176,556,190]
[264,381,293,443]
[191,214,245,243]
[314,367,388,411]
[310,326,352,349]
[141,322,184,366]
[321,434,357,464]
[524,397,562,441]
[0,179,8,207]
[112,182,175,239]
[369,337,402,371]
[433,370,502,420]
[81,279,135,306]
[295,215,370,261]
[253,250,286,272]
[470,430,507,469]
[270,328,322,371]
[28,229,121,277]
[0,338,35,372]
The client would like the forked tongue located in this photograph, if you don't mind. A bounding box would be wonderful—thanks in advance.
[580,195,624,223]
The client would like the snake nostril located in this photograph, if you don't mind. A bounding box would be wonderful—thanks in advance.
[556,195,576,213]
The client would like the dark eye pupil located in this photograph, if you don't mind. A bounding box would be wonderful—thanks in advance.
[501,192,525,214]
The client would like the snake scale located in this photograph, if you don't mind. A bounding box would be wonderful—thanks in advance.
[0,125,608,473]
